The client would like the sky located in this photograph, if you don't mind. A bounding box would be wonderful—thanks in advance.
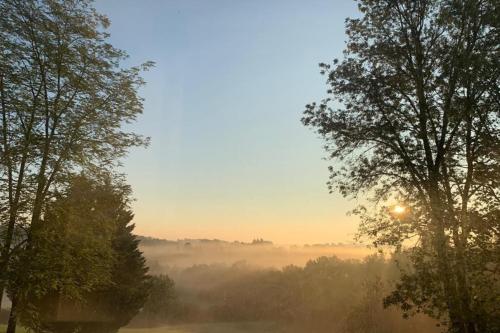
[94,0,361,244]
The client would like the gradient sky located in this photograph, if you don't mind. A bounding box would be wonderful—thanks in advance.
[94,0,361,244]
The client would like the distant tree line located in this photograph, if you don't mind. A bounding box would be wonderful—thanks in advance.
[132,255,441,333]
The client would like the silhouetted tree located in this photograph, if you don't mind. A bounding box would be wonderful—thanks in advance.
[302,1,499,332]
[96,206,151,332]
[77,177,151,333]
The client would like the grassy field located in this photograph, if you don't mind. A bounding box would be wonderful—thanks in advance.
[0,325,26,333]
[1,322,281,333]
[121,322,281,333]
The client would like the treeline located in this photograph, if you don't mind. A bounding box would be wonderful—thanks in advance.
[140,238,372,271]
[135,255,440,333]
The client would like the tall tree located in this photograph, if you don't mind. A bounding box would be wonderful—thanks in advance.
[0,0,151,312]
[89,192,151,333]
[8,175,117,332]
[302,1,499,332]
[11,175,150,333]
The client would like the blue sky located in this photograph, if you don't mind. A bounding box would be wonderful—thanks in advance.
[94,0,361,244]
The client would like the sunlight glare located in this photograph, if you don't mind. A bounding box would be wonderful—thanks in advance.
[393,205,406,214]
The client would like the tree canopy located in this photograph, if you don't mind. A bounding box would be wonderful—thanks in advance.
[11,175,150,333]
[303,1,499,332]
[0,0,152,331]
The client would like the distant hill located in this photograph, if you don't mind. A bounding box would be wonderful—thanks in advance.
[136,236,274,247]
[136,235,360,248]
[135,235,373,271]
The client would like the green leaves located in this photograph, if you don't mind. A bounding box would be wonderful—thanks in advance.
[0,0,152,227]
[13,175,150,332]
[0,0,152,327]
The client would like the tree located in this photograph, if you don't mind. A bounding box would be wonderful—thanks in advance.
[134,275,179,327]
[96,201,151,333]
[302,1,499,332]
[11,175,150,333]
[0,0,151,313]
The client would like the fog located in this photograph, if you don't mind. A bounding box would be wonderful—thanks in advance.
[131,237,440,333]
[140,237,374,272]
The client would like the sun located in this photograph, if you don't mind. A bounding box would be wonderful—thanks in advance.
[393,205,406,214]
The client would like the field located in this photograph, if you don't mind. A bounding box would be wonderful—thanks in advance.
[121,322,281,333]
[1,322,281,333]
[0,325,27,333]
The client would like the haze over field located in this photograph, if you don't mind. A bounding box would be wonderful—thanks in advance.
[131,237,440,333]
[139,237,374,271]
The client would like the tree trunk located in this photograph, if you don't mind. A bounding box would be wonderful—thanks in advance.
[428,192,477,333]
[6,295,18,333]
[0,287,4,313]
[426,181,462,332]
[0,214,17,310]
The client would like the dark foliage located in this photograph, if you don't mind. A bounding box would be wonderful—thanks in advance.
[157,255,440,333]
[302,1,499,332]
[11,176,150,333]
[131,275,179,327]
